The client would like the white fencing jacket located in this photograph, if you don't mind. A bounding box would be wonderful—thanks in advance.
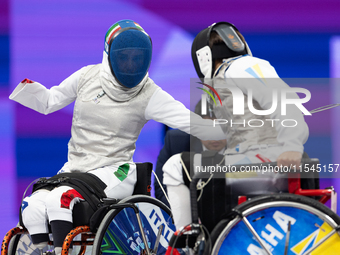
[10,51,225,172]
[212,55,309,155]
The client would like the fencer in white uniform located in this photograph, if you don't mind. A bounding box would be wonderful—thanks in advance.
[10,19,225,255]
[163,22,309,231]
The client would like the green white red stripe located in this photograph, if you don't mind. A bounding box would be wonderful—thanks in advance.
[105,23,122,45]
[104,20,147,53]
[106,22,144,45]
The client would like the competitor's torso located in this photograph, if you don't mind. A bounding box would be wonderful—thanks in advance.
[213,57,279,154]
[68,64,158,171]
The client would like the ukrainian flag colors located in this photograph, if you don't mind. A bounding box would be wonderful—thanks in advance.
[245,64,266,85]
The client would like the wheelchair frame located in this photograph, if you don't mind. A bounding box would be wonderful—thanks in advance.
[1,162,174,255]
[236,158,336,209]
[2,198,172,255]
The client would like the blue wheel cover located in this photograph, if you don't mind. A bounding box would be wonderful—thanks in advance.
[100,202,175,255]
[218,206,339,255]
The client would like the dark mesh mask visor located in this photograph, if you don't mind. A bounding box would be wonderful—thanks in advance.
[109,29,152,88]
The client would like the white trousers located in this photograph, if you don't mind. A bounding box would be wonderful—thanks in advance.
[22,164,137,235]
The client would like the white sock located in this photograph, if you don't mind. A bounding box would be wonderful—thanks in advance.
[55,247,62,255]
[35,242,48,250]
[167,184,192,230]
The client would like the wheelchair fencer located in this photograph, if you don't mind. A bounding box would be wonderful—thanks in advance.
[1,162,176,255]
[166,152,340,255]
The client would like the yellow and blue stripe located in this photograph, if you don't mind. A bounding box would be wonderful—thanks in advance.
[245,63,266,85]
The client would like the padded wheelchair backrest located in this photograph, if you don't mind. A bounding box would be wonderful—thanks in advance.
[133,162,153,196]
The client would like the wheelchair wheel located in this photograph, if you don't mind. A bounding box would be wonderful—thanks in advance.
[92,195,175,255]
[211,193,340,255]
[7,232,53,255]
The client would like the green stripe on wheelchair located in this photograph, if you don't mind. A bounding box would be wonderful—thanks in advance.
[114,163,130,181]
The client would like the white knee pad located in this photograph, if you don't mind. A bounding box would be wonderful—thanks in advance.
[46,186,83,223]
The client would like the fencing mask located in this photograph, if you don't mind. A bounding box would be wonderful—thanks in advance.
[104,20,152,88]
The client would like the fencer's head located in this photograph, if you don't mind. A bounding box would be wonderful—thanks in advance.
[191,22,251,79]
[104,20,152,88]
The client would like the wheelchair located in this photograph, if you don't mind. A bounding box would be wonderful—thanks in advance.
[168,157,340,255]
[1,163,176,255]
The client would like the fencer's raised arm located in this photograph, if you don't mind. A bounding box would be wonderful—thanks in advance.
[145,87,225,141]
[9,68,84,114]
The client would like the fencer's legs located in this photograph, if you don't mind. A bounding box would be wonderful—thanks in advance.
[167,184,192,230]
[162,154,192,230]
[21,189,50,249]
[45,186,84,255]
